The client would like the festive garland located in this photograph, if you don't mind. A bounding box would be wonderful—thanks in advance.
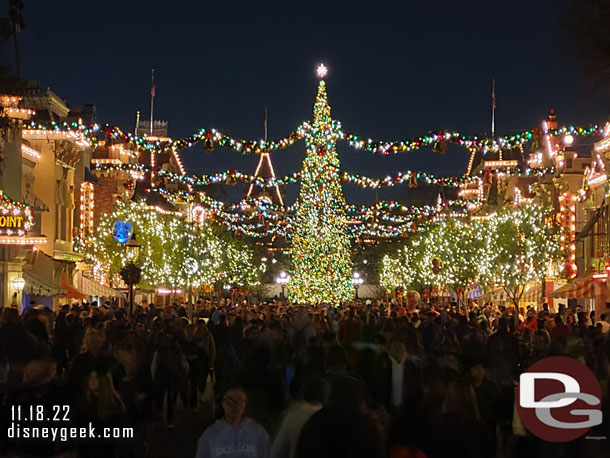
[91,162,555,190]
[341,125,602,155]
[147,187,479,240]
[23,120,603,159]
[24,121,101,146]
[106,122,601,156]
[149,186,479,219]
[0,190,34,236]
[107,125,306,155]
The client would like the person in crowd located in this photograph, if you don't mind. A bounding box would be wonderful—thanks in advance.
[271,377,324,458]
[297,374,386,458]
[195,385,271,458]
[1,297,609,458]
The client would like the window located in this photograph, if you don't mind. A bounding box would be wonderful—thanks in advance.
[594,214,609,258]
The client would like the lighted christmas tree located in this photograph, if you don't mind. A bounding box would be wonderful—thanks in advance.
[289,65,353,304]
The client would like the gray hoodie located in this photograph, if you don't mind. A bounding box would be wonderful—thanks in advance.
[195,418,271,458]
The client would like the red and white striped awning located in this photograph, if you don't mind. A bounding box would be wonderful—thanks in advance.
[549,276,608,299]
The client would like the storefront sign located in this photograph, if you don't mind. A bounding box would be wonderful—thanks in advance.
[0,215,24,229]
[0,191,33,236]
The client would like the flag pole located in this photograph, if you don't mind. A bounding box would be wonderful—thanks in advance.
[491,78,496,138]
[264,106,268,142]
[492,78,499,160]
[150,69,155,136]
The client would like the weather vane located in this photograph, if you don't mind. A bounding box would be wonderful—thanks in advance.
[316,63,328,79]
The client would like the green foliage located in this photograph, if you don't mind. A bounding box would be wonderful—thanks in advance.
[380,204,563,304]
[290,79,353,304]
[85,199,263,289]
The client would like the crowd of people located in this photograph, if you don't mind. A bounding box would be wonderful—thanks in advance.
[0,294,609,458]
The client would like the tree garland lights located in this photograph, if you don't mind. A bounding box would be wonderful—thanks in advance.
[380,204,562,306]
[289,79,353,304]
[85,199,263,290]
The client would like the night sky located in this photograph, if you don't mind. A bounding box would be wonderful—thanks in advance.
[9,0,610,204]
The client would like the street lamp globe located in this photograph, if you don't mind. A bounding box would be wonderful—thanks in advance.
[277,271,289,285]
[125,233,140,262]
[12,277,25,292]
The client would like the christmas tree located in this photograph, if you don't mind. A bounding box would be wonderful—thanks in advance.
[289,66,353,304]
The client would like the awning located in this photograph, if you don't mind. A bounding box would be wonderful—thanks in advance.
[549,275,608,299]
[84,167,101,185]
[577,205,607,241]
[23,271,66,297]
[60,271,87,300]
[79,275,125,298]
[521,284,542,303]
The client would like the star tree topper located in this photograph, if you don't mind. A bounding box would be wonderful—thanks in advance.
[316,63,328,79]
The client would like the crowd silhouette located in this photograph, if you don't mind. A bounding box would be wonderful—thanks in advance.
[0,297,609,458]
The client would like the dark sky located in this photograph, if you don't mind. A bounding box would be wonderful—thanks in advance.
[9,0,610,204]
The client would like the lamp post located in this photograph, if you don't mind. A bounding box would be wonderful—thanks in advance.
[125,233,140,262]
[352,272,364,300]
[276,271,289,299]
[184,257,199,319]
[122,233,141,315]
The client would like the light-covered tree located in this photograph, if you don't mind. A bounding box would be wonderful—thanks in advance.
[290,74,353,304]
[484,204,562,309]
[85,199,262,290]
[380,205,562,310]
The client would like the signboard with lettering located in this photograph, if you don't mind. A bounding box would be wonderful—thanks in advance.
[0,190,33,236]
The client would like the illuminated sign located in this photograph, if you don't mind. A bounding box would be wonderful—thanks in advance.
[0,215,24,228]
[0,191,33,236]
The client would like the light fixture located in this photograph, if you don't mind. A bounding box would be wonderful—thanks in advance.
[352,272,363,299]
[276,271,289,285]
[276,271,290,299]
[12,277,25,292]
[125,233,140,262]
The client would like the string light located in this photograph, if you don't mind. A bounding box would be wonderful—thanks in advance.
[381,204,562,295]
[21,144,41,161]
[92,162,554,190]
[78,182,95,248]
[0,236,46,245]
[289,78,353,304]
[85,199,263,290]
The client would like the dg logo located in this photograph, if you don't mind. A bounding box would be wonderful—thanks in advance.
[516,356,603,442]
